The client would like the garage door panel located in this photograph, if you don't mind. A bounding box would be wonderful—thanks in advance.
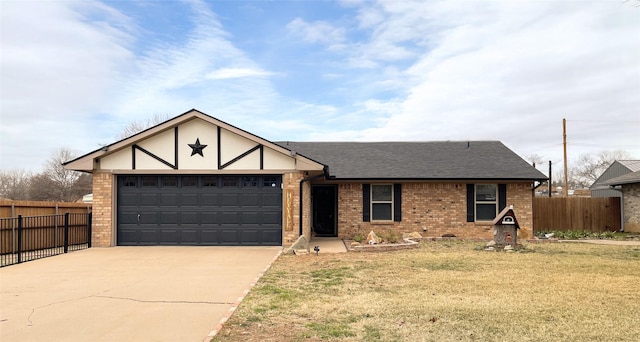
[119,193,139,206]
[241,194,260,206]
[201,193,219,206]
[220,194,239,206]
[201,229,219,243]
[242,212,259,224]
[161,193,178,206]
[181,212,199,224]
[261,229,282,243]
[117,175,282,246]
[182,194,199,206]
[201,212,219,224]
[119,211,139,225]
[181,229,200,244]
[140,194,159,206]
[160,211,178,224]
[139,212,158,224]
[139,230,158,244]
[241,229,260,243]
[262,211,282,225]
[220,230,240,244]
[221,211,240,224]
[159,230,178,244]
[118,229,138,245]
[261,193,281,207]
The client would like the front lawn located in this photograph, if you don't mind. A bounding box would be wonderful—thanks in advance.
[212,241,640,341]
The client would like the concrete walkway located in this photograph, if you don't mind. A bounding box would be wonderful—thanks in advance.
[0,246,281,342]
[309,238,347,253]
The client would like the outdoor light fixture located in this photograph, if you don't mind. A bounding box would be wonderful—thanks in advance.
[314,246,320,255]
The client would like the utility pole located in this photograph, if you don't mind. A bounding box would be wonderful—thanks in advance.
[563,118,569,197]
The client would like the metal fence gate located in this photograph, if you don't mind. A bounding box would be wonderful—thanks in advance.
[0,213,92,267]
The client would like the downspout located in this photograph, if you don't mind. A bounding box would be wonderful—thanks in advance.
[299,167,329,236]
[609,185,624,232]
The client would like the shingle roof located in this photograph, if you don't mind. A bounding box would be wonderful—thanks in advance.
[604,171,640,186]
[277,141,547,180]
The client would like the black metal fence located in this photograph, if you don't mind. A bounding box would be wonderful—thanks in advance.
[0,213,92,267]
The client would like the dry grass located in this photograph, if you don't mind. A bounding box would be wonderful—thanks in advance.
[212,241,640,341]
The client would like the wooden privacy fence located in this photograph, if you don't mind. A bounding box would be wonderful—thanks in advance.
[0,199,91,218]
[533,197,621,233]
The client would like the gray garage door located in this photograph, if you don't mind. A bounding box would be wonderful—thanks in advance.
[117,175,282,246]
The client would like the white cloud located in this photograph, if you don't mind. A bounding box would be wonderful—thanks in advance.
[286,18,346,45]
[206,68,275,79]
[333,0,640,164]
[0,0,134,170]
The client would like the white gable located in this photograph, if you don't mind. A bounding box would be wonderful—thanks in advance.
[91,115,314,172]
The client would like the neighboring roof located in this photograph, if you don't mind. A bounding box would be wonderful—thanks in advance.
[604,171,640,186]
[590,160,640,190]
[277,141,547,180]
[618,160,640,171]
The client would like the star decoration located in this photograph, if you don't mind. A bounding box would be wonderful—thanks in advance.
[188,138,207,157]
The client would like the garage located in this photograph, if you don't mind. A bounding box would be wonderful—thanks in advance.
[117,175,283,246]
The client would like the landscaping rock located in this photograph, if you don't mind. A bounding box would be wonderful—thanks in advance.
[486,240,496,247]
[283,235,309,255]
[403,232,423,240]
[350,241,361,247]
[366,231,381,244]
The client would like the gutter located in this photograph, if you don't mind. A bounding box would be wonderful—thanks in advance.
[299,167,329,236]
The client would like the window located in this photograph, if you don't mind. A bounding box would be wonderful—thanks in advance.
[371,184,393,221]
[161,176,177,187]
[141,176,157,187]
[122,176,137,187]
[242,176,258,187]
[263,176,280,188]
[182,176,198,187]
[475,184,497,221]
[363,184,402,222]
[223,176,238,187]
[202,176,217,187]
[467,184,507,222]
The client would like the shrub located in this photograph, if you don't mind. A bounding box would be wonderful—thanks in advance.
[352,232,365,243]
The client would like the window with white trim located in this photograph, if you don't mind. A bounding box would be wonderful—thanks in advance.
[371,184,393,221]
[475,184,497,221]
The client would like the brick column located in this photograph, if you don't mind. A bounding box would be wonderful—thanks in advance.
[282,172,306,245]
[92,172,114,247]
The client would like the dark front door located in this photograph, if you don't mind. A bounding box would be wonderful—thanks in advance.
[312,185,337,237]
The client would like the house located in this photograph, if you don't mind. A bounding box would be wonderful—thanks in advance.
[590,160,640,198]
[604,171,640,232]
[63,109,547,247]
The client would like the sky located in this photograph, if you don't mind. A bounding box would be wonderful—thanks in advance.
[1,0,639,175]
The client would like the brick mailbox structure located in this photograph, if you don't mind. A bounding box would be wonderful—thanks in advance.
[491,205,520,247]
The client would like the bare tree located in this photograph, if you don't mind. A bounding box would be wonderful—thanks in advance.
[28,148,92,202]
[0,169,33,200]
[118,113,170,139]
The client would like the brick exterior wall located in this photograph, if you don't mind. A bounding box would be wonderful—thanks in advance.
[92,172,114,247]
[623,183,640,232]
[336,182,534,240]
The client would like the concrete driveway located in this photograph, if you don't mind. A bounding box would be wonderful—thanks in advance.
[0,246,281,342]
